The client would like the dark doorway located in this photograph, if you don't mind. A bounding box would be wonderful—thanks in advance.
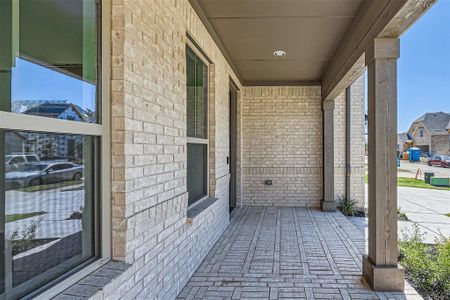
[229,82,238,212]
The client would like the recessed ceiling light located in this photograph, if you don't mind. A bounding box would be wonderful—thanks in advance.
[273,50,287,57]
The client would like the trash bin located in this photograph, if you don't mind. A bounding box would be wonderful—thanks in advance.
[424,172,434,184]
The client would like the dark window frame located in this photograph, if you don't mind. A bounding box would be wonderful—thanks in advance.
[186,43,209,207]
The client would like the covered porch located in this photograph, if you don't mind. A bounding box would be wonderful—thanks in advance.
[178,207,419,299]
[0,0,440,298]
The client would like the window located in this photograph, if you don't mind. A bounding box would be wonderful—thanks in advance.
[25,156,38,163]
[0,0,105,299]
[2,0,99,123]
[186,46,208,206]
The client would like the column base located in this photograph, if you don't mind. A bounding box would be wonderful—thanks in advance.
[363,255,405,291]
[321,200,337,212]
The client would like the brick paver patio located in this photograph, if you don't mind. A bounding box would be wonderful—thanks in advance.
[178,207,421,300]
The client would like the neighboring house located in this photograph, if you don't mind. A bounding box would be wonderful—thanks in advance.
[21,103,86,159]
[407,112,450,156]
[11,99,68,113]
[24,102,87,122]
[5,131,26,154]
[397,132,413,155]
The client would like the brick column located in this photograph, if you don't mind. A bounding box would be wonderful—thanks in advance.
[363,38,404,291]
[322,99,336,211]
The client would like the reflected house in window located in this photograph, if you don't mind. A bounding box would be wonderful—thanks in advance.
[11,102,87,160]
[5,132,26,153]
[20,133,84,162]
[22,101,88,122]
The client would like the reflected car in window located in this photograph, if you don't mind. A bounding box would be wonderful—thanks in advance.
[5,162,84,188]
[5,154,40,172]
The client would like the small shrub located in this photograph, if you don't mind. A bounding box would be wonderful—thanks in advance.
[68,211,83,219]
[338,196,357,216]
[398,224,450,299]
[397,207,409,221]
[7,221,39,255]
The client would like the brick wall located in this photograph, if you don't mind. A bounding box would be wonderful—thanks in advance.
[349,74,366,208]
[241,86,323,207]
[332,74,366,208]
[103,0,240,298]
[334,90,346,200]
[431,134,450,155]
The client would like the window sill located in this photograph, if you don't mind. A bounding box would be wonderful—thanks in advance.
[50,261,131,300]
[187,197,218,224]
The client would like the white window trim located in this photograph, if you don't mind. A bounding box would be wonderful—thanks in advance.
[186,39,211,210]
[0,1,112,299]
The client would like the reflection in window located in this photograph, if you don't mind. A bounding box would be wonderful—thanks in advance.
[1,131,97,299]
[187,143,207,205]
[186,47,208,139]
[186,46,208,206]
[1,0,99,123]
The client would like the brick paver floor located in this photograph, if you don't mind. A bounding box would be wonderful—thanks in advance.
[178,207,421,300]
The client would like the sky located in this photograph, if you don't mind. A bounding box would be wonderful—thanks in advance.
[11,58,97,112]
[397,0,450,132]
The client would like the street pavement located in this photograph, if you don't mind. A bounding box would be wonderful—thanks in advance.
[397,159,450,179]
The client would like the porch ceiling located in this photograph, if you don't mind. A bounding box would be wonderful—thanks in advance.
[190,0,364,85]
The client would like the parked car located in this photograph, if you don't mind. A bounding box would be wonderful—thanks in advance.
[427,155,446,167]
[5,154,40,172]
[5,162,84,188]
[441,156,450,168]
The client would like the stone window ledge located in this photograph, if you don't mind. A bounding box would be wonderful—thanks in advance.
[53,261,131,299]
[187,197,218,224]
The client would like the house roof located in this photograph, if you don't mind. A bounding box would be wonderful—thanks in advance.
[397,132,410,143]
[412,112,450,136]
[24,102,85,120]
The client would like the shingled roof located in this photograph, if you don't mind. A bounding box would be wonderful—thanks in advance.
[24,102,86,121]
[412,112,450,136]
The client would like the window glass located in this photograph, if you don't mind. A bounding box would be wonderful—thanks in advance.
[187,143,207,205]
[186,48,196,138]
[25,156,37,162]
[186,47,207,138]
[1,0,99,123]
[186,46,208,206]
[195,56,208,139]
[1,130,97,299]
[11,157,24,164]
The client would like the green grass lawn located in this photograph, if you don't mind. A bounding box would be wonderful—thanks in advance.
[364,175,450,191]
[6,211,46,223]
[17,180,83,192]
[397,177,450,190]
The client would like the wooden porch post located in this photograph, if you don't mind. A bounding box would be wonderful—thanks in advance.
[322,99,337,212]
[363,38,404,291]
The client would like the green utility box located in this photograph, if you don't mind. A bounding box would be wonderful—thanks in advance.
[424,172,434,184]
[430,177,450,187]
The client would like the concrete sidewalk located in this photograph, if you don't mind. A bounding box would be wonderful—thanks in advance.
[350,185,450,244]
